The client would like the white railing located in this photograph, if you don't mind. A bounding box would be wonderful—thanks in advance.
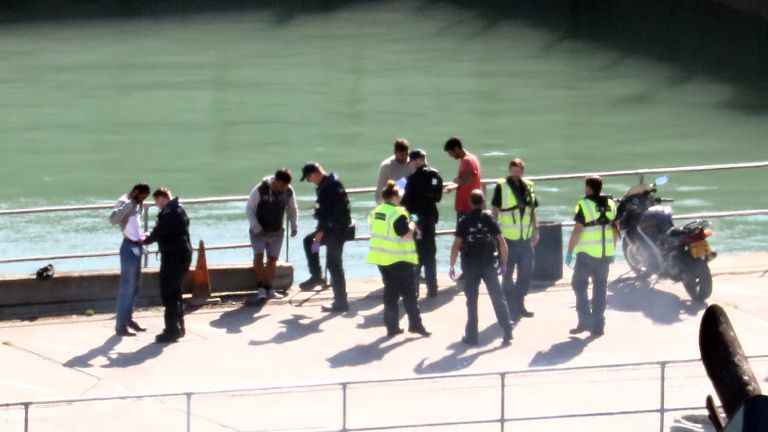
[2,355,766,432]
[0,161,766,267]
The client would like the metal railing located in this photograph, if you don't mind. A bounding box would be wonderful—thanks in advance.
[0,161,766,267]
[2,354,766,432]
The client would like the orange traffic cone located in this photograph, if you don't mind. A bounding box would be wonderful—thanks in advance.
[191,240,211,299]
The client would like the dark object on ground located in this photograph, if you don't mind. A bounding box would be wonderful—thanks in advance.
[35,264,54,280]
[699,304,764,430]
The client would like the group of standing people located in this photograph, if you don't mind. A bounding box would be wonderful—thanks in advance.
[108,136,619,346]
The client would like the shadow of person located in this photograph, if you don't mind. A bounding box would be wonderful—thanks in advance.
[607,276,694,325]
[413,325,507,375]
[209,304,269,334]
[63,334,122,369]
[418,283,462,313]
[249,312,336,346]
[326,335,416,368]
[528,336,593,368]
[103,343,166,368]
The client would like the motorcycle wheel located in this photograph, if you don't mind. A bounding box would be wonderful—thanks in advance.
[623,240,653,280]
[683,259,713,302]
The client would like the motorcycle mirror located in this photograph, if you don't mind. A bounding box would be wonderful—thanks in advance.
[654,175,668,186]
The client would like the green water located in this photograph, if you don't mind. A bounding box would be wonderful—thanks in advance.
[1,2,766,276]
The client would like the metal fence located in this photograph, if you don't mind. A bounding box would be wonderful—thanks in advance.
[0,161,767,267]
[2,355,767,432]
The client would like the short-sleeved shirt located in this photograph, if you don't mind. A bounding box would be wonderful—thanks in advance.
[455,152,482,213]
[454,209,500,266]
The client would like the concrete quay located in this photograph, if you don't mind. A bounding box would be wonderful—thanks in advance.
[0,252,767,431]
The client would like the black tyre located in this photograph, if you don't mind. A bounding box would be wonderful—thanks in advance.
[623,240,653,280]
[683,259,713,302]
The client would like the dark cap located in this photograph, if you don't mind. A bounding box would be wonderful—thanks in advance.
[300,162,321,181]
[408,149,426,161]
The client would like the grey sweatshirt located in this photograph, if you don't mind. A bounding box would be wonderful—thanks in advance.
[245,177,299,234]
[109,194,141,231]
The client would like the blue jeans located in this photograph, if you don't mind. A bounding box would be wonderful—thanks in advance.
[116,239,142,328]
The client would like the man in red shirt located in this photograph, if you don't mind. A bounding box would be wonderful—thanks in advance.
[444,137,482,223]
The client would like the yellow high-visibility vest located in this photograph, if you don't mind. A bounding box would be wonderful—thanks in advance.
[574,197,617,258]
[367,203,418,266]
[497,178,536,240]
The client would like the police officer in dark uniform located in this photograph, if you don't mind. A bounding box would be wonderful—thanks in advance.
[142,187,192,344]
[298,162,353,313]
[449,189,513,346]
[401,149,443,298]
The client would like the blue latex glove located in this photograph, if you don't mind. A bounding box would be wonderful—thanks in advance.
[448,267,457,282]
[498,262,507,276]
[565,251,573,267]
[311,239,321,254]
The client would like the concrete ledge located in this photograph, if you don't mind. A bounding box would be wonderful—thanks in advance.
[0,263,293,320]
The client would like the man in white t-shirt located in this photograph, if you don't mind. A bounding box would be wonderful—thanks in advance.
[109,183,150,337]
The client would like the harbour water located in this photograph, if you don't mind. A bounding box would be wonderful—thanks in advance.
[1,1,766,278]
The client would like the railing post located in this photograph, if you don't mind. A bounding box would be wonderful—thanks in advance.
[142,206,150,268]
[186,393,192,432]
[659,362,666,432]
[500,373,506,432]
[23,402,30,432]
[341,383,348,432]
[639,174,645,185]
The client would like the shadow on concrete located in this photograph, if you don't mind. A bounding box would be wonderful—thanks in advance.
[103,342,166,368]
[413,325,508,375]
[209,304,268,334]
[528,336,593,368]
[355,284,460,330]
[249,312,337,346]
[326,335,416,368]
[607,276,705,325]
[63,334,122,369]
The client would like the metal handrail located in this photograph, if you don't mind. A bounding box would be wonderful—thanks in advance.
[1,161,766,216]
[1,208,766,265]
[3,354,767,432]
[0,161,766,267]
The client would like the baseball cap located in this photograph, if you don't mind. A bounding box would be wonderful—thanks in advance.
[408,149,426,161]
[300,162,321,181]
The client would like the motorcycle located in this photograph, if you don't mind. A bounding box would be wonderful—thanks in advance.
[616,176,717,302]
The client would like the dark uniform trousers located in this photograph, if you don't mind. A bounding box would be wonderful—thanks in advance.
[463,262,513,341]
[502,238,534,317]
[415,220,438,294]
[303,231,348,308]
[378,261,424,332]
[159,249,192,335]
[571,253,612,331]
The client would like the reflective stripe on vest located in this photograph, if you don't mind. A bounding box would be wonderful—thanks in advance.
[367,204,418,266]
[497,179,536,240]
[574,198,617,258]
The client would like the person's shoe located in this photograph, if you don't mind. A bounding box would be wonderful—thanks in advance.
[408,326,431,337]
[115,326,136,337]
[256,287,268,301]
[461,335,479,346]
[321,304,348,313]
[386,328,404,338]
[590,326,605,337]
[127,320,146,332]
[521,309,535,318]
[155,332,181,344]
[502,333,513,346]
[265,289,284,300]
[299,277,326,291]
[569,325,590,335]
[427,289,438,298]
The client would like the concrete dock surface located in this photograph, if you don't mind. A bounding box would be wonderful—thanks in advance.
[1,252,767,431]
